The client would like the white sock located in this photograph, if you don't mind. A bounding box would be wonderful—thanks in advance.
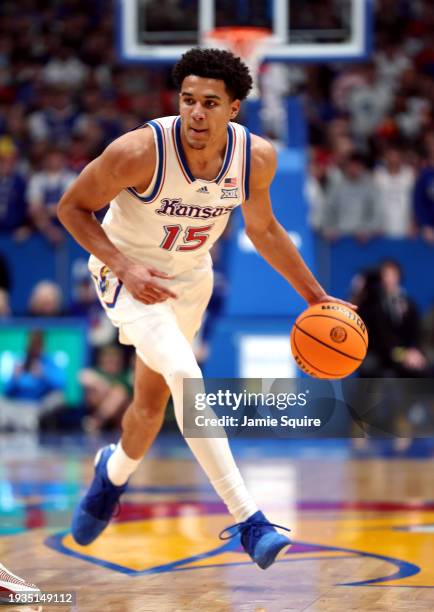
[211,469,258,522]
[106,442,141,486]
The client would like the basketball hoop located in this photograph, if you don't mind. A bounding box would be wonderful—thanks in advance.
[203,27,273,99]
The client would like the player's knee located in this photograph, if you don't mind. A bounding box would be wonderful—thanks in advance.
[131,381,169,423]
[131,395,167,424]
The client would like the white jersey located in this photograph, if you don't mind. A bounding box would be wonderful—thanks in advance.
[90,115,251,276]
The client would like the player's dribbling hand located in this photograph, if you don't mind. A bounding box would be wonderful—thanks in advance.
[121,264,178,305]
[309,294,358,311]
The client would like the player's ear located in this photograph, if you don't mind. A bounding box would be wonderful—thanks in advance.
[230,100,240,120]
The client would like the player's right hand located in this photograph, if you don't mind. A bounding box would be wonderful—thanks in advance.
[309,294,358,311]
[121,264,178,305]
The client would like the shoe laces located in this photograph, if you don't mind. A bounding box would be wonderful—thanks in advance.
[219,520,291,542]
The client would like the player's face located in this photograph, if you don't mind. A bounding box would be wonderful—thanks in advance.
[179,76,240,150]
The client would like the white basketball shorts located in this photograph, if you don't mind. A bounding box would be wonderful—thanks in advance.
[89,257,214,353]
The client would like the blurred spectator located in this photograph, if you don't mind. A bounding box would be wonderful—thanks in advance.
[331,66,367,113]
[94,97,123,144]
[66,135,92,173]
[28,280,63,317]
[327,132,355,169]
[347,62,394,146]
[413,131,434,244]
[0,288,10,316]
[321,153,381,241]
[305,152,328,231]
[3,106,31,159]
[27,86,81,145]
[260,63,292,141]
[75,91,123,151]
[74,117,106,160]
[4,330,65,402]
[392,69,432,141]
[374,144,415,237]
[357,259,433,377]
[43,46,88,88]
[79,345,132,433]
[27,149,76,244]
[0,136,30,239]
[375,40,413,92]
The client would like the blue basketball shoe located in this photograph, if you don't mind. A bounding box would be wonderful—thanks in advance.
[71,444,128,545]
[219,510,291,569]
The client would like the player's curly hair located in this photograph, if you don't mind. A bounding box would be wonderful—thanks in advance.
[172,48,253,101]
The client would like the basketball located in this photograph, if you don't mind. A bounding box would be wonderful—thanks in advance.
[290,302,369,379]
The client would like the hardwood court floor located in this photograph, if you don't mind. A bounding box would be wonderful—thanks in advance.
[1,435,434,611]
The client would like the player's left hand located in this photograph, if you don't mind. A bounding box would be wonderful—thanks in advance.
[308,294,358,311]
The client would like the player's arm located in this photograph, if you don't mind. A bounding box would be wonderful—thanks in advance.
[57,130,177,303]
[241,135,355,308]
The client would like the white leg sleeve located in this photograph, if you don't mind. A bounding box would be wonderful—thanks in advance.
[121,313,258,522]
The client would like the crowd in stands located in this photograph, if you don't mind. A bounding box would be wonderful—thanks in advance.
[0,0,178,248]
[0,0,432,250]
[299,0,434,403]
[0,0,173,431]
[302,0,434,243]
[0,0,433,432]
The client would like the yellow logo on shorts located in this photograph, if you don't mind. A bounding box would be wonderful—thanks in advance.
[99,266,110,295]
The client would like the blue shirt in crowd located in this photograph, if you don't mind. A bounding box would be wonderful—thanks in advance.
[4,354,65,401]
[0,172,27,231]
[414,166,434,228]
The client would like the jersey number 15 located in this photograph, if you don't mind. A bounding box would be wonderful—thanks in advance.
[160,224,213,252]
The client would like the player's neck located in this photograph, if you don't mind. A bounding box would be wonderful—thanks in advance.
[180,133,228,181]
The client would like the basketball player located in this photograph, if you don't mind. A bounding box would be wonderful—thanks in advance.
[58,48,354,569]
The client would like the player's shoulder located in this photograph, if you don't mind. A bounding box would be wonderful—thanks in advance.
[101,124,157,178]
[249,133,278,188]
[105,125,155,162]
[250,133,277,163]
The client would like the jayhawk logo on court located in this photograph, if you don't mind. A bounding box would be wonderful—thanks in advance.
[45,494,434,586]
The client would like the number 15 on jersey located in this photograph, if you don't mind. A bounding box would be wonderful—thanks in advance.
[160,224,213,252]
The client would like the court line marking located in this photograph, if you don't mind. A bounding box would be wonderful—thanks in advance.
[44,529,422,586]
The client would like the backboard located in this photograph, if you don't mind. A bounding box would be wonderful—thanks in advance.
[117,0,373,64]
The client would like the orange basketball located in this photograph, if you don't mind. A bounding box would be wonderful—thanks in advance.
[290,302,368,379]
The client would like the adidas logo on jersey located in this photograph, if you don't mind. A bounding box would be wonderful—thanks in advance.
[196,186,209,194]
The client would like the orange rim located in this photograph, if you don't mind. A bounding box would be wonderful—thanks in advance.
[205,26,271,58]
